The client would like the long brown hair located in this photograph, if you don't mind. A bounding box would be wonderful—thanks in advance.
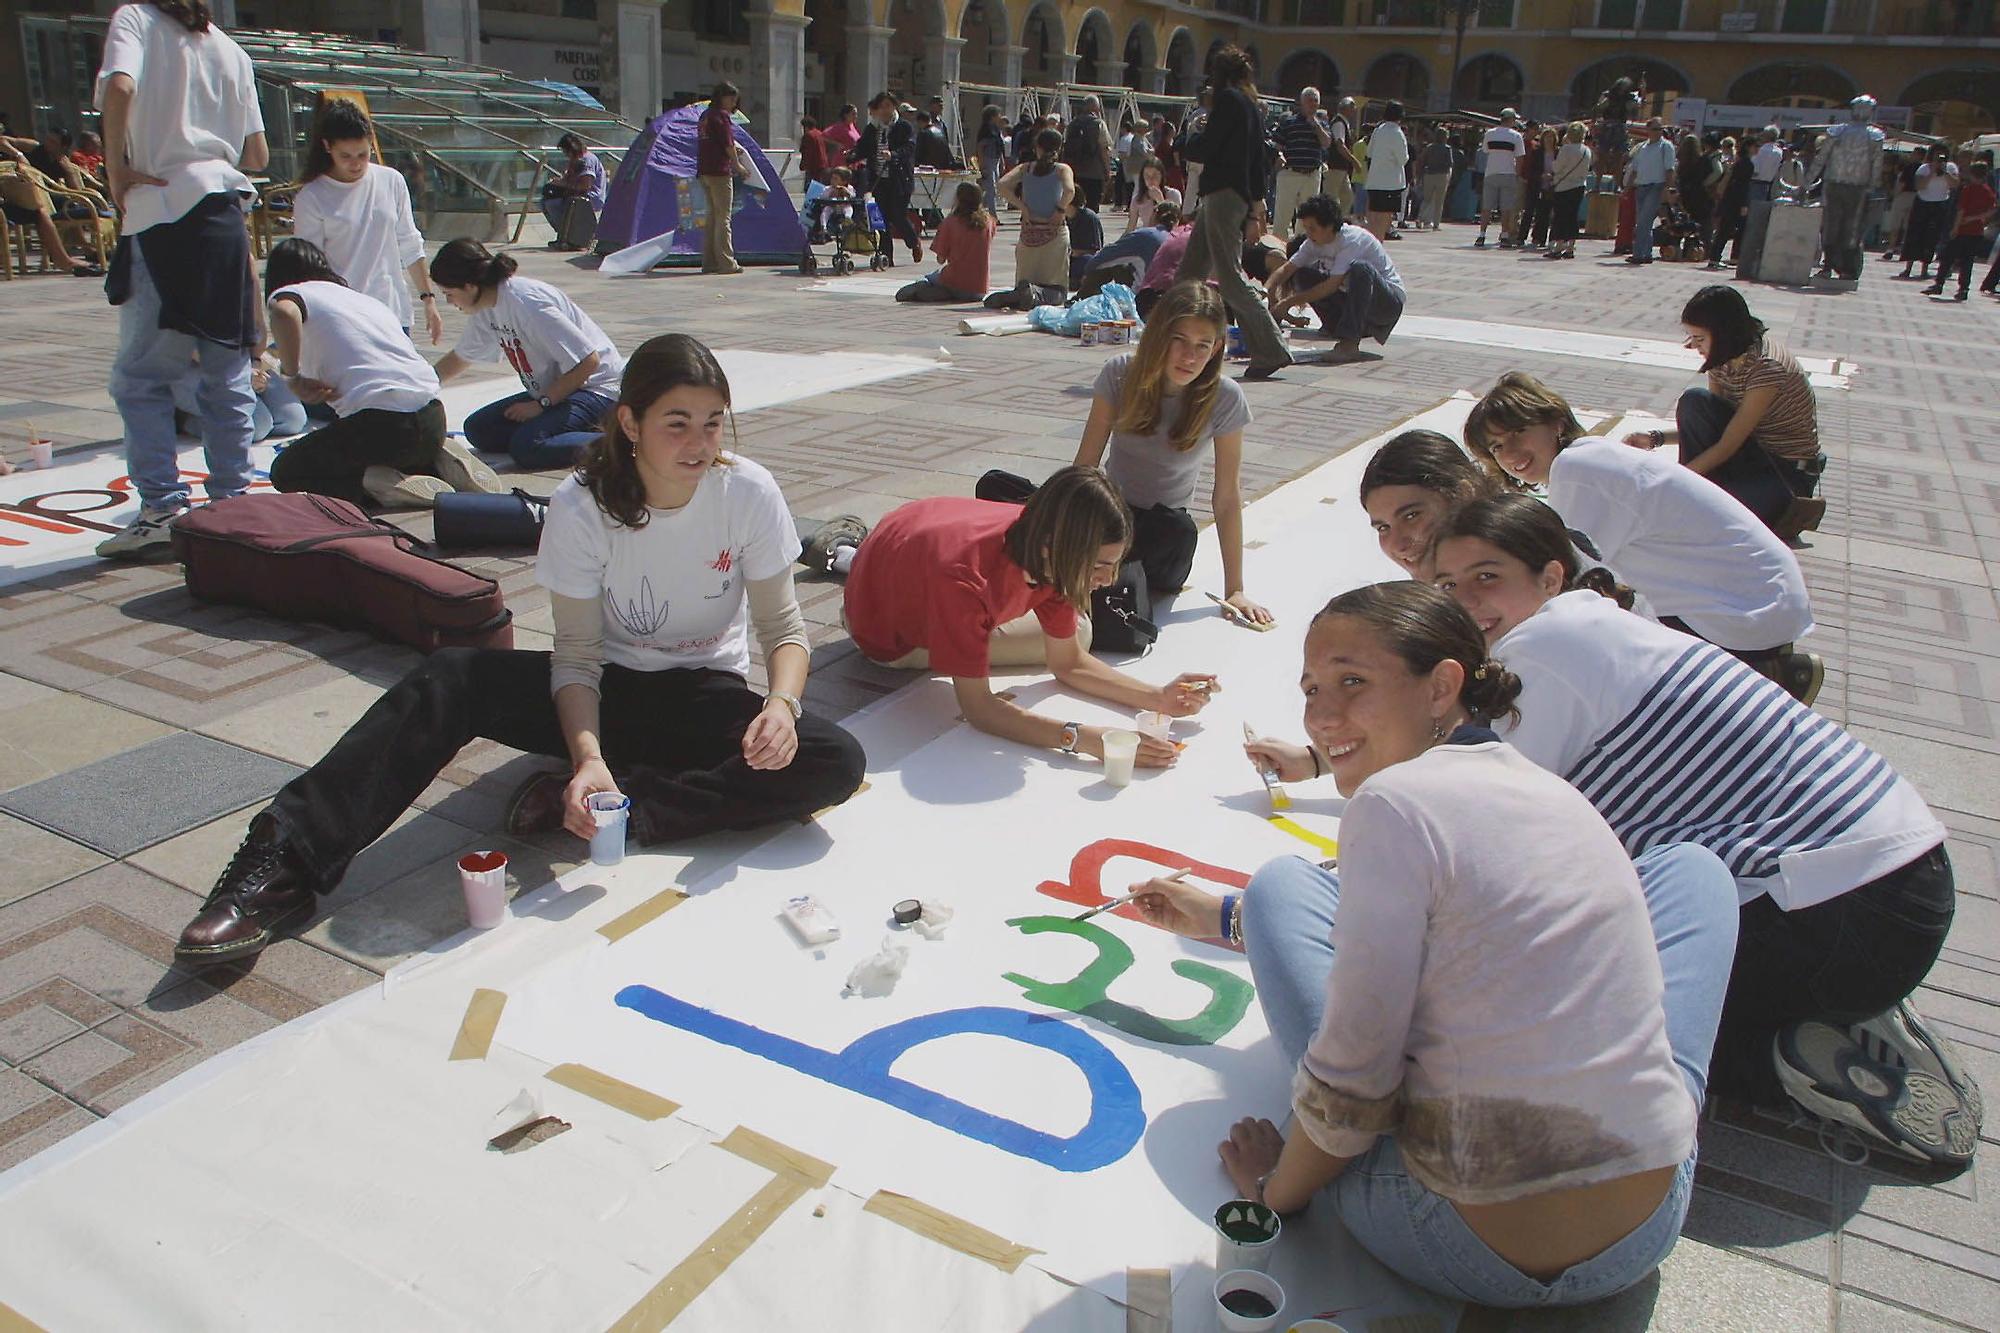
[577,334,735,529]
[1002,466,1132,611]
[1115,282,1226,453]
[1463,372,1586,489]
[1313,582,1523,726]
[1358,429,1494,508]
[950,180,990,231]
[301,98,371,183]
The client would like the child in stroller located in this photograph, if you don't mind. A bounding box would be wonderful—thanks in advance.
[801,169,890,276]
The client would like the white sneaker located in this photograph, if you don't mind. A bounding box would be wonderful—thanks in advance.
[434,437,506,494]
[95,505,186,560]
[362,466,454,510]
[1774,1002,1981,1167]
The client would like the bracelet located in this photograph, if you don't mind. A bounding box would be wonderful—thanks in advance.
[1219,893,1238,945]
[1649,428,1665,448]
[418,292,436,302]
[1309,746,1324,778]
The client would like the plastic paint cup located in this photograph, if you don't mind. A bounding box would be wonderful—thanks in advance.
[1133,710,1172,742]
[1214,1199,1282,1274]
[1214,1269,1285,1333]
[587,792,631,866]
[1099,729,1140,787]
[28,438,53,469]
[457,850,509,929]
[1284,1321,1350,1333]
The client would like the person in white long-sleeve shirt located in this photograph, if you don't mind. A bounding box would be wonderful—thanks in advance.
[1431,491,1979,1169]
[290,97,442,346]
[1361,101,1409,240]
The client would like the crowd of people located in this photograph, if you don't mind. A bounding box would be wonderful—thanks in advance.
[20,2,1987,1314]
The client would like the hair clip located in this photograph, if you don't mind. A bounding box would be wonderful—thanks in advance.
[1473,664,1490,680]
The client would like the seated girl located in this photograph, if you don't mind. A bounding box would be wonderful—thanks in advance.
[1071,281,1271,623]
[1429,492,1978,1167]
[174,334,868,967]
[840,466,1218,771]
[820,167,857,236]
[1639,285,1826,540]
[1134,581,1737,1305]
[430,239,626,470]
[263,239,502,509]
[895,182,995,303]
[1358,428,1494,578]
[1464,371,1820,702]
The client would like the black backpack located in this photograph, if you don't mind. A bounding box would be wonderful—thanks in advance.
[1063,115,1101,171]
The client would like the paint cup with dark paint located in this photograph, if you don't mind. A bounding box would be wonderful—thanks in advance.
[1213,1268,1284,1332]
[457,850,509,929]
[587,791,630,866]
[1214,1199,1281,1273]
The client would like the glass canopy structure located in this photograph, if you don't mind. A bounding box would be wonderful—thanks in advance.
[17,16,639,239]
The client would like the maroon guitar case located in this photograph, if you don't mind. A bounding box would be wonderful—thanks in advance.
[171,493,514,653]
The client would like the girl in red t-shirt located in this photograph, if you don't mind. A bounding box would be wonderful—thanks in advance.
[895,182,995,303]
[841,467,1218,770]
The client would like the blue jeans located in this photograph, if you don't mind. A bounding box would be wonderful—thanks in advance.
[109,243,255,512]
[1632,182,1667,261]
[174,367,308,442]
[463,389,616,469]
[1241,843,1738,1307]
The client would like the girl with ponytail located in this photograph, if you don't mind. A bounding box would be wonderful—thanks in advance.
[293,97,443,346]
[430,238,626,469]
[1433,491,1975,1169]
[1129,579,1737,1306]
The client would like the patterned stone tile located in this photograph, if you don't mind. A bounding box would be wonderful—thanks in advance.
[0,693,177,793]
[0,1067,96,1172]
[0,814,105,909]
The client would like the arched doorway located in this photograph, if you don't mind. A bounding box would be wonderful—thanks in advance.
[1075,9,1115,87]
[1022,1,1062,85]
[1165,29,1198,95]
[1900,67,2000,141]
[1122,21,1156,90]
[1364,52,1430,105]
[1568,57,1689,116]
[1726,61,1857,109]
[802,0,852,122]
[1274,49,1340,101]
[1453,52,1523,111]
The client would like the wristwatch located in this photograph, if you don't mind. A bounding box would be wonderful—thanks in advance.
[767,689,803,720]
[418,292,436,302]
[1058,721,1082,755]
[538,395,555,410]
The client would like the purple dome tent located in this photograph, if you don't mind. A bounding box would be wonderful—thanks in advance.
[595,104,806,266]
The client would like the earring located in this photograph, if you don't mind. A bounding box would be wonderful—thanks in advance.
[1431,718,1447,742]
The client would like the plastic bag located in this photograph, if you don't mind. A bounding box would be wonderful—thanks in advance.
[1025,283,1141,335]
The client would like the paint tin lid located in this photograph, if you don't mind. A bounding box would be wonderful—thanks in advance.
[893,899,923,925]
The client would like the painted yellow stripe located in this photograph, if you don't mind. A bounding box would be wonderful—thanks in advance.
[605,1128,834,1332]
[862,1191,1040,1273]
[447,988,507,1061]
[1123,1268,1171,1333]
[1269,815,1339,859]
[545,1063,681,1121]
[597,889,689,943]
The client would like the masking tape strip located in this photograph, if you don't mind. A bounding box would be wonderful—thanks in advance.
[545,1063,681,1121]
[606,1128,834,1332]
[1123,1268,1171,1333]
[447,988,507,1061]
[808,779,870,822]
[597,889,689,943]
[1269,814,1339,859]
[0,1300,47,1332]
[861,1190,1041,1273]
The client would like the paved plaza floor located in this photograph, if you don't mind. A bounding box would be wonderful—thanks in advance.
[0,212,1995,1331]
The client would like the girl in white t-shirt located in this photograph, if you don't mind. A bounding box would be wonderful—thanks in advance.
[1429,492,1977,1168]
[263,238,500,509]
[429,239,626,469]
[172,333,867,968]
[1132,581,1735,1305]
[1464,372,1820,701]
[1072,281,1270,624]
[291,98,442,346]
[1122,158,1181,237]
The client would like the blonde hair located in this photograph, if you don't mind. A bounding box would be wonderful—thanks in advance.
[1114,282,1226,453]
[1002,466,1132,610]
[1565,120,1587,144]
[1463,372,1586,489]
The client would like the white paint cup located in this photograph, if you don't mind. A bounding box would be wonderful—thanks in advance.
[1284,1321,1350,1333]
[1213,1269,1285,1333]
[588,792,631,866]
[1213,1199,1281,1273]
[1099,729,1140,788]
[28,438,52,469]
[457,850,509,929]
[1133,710,1173,742]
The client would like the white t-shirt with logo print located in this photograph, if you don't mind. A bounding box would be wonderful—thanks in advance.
[534,457,800,679]
[453,276,626,403]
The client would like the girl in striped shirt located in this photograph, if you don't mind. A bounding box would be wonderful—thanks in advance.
[1431,492,1979,1167]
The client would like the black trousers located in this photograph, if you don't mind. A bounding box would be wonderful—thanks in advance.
[1709,844,1954,1105]
[1932,234,1982,294]
[265,649,868,892]
[1076,175,1106,211]
[876,181,921,253]
[269,399,448,507]
[1295,261,1404,345]
[1550,186,1585,244]
[1901,198,1951,269]
[1708,200,1748,264]
[1676,387,1812,530]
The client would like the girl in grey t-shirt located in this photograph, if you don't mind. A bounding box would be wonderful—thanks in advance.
[1072,281,1269,624]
